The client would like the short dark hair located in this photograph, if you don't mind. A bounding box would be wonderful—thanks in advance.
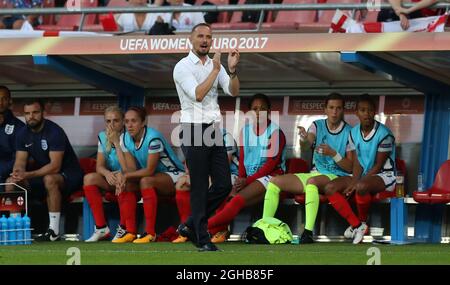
[127,106,147,122]
[0,86,11,99]
[357,93,376,109]
[247,93,271,110]
[23,99,45,111]
[325,92,345,107]
[191,22,211,33]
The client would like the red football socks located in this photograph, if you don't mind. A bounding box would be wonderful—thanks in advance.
[328,192,360,228]
[141,188,157,236]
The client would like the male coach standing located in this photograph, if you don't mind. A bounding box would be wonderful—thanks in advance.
[173,23,240,251]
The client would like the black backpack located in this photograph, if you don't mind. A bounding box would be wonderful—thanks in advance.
[202,1,220,24]
[241,0,270,23]
[243,226,270,244]
[243,217,294,244]
[148,21,176,35]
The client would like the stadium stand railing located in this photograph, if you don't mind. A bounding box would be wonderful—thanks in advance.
[37,0,98,31]
[0,2,449,32]
[196,0,230,24]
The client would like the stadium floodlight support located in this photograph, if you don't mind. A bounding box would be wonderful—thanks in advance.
[0,2,448,32]
[32,55,146,110]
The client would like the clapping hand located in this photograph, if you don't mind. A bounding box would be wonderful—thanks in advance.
[227,48,240,73]
[298,126,308,142]
[213,51,221,72]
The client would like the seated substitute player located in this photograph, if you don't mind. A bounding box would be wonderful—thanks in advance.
[206,93,286,243]
[324,94,396,244]
[262,92,353,244]
[83,106,140,242]
[6,99,84,241]
[0,86,25,187]
[114,106,185,244]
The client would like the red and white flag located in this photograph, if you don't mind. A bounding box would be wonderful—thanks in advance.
[329,9,356,33]
[330,9,448,33]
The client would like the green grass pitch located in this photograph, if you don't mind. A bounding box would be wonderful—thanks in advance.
[0,241,449,265]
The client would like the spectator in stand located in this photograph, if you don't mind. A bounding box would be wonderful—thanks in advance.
[0,0,42,29]
[165,0,205,32]
[387,0,443,30]
[116,0,168,32]
[391,0,440,16]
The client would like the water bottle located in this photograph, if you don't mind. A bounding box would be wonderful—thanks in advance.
[7,215,16,245]
[395,171,405,198]
[418,171,424,191]
[15,215,24,245]
[23,214,31,245]
[0,215,7,245]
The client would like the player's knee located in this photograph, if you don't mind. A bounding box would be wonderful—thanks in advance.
[175,177,187,190]
[324,182,338,196]
[306,177,319,185]
[125,182,139,192]
[83,173,99,185]
[140,176,155,188]
[4,177,14,192]
[176,187,190,192]
[269,176,281,187]
[43,175,59,189]
[355,181,369,195]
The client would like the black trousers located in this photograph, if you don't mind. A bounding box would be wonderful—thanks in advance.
[180,123,232,246]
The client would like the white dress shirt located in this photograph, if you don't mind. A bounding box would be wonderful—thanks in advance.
[173,50,232,124]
